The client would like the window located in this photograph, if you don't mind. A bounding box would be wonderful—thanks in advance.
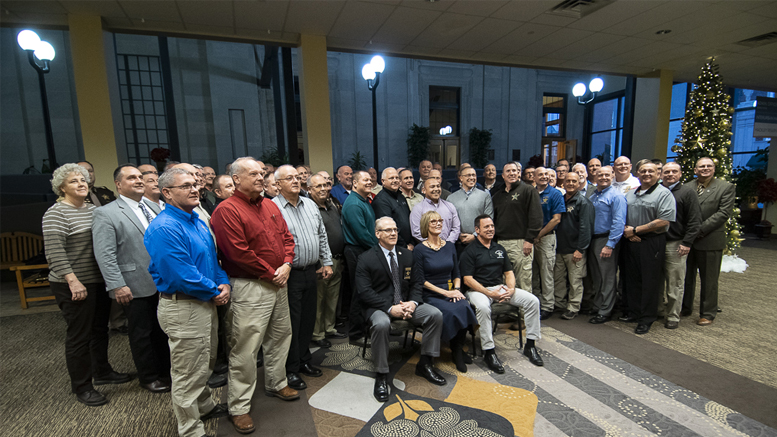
[541,94,567,166]
[116,54,170,164]
[429,86,460,136]
[666,83,691,160]
[589,94,625,166]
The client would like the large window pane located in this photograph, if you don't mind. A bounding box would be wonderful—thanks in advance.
[591,131,618,165]
[667,119,683,158]
[670,83,688,119]
[592,99,618,132]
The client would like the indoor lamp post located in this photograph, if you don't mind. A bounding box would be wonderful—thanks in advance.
[362,55,385,171]
[572,77,604,105]
[17,29,58,169]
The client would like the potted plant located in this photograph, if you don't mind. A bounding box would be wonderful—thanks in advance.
[406,124,430,169]
[347,151,367,171]
[468,127,492,169]
[755,177,777,239]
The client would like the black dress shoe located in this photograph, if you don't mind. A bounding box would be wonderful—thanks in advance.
[76,389,108,406]
[207,372,227,389]
[589,315,610,324]
[201,403,229,421]
[484,352,504,374]
[299,363,322,377]
[635,323,651,335]
[312,339,332,348]
[523,346,544,367]
[287,372,307,390]
[140,379,171,393]
[539,310,553,320]
[326,331,347,339]
[94,371,133,386]
[214,362,228,375]
[618,314,638,323]
[373,374,389,402]
[415,363,446,386]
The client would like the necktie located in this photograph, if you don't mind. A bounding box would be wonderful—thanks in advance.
[697,184,705,196]
[138,201,155,227]
[389,252,402,305]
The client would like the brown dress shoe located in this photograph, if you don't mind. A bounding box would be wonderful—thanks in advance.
[697,318,713,326]
[230,413,255,434]
[265,385,300,401]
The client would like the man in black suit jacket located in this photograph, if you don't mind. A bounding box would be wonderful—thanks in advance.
[355,217,445,403]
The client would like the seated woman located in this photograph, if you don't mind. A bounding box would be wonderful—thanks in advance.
[413,211,477,372]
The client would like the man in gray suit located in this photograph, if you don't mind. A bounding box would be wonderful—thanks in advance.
[682,157,735,326]
[93,164,171,393]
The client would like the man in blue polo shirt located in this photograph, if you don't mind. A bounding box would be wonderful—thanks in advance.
[531,167,565,320]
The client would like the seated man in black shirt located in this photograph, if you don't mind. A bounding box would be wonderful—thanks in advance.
[460,215,544,373]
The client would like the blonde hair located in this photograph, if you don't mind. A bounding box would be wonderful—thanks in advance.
[420,211,442,239]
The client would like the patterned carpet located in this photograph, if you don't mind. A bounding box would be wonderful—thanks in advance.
[303,328,777,437]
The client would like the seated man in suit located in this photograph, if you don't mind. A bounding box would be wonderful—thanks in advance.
[461,215,544,373]
[355,217,445,403]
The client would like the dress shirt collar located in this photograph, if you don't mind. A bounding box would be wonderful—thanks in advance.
[165,203,200,223]
[379,244,398,263]
[275,192,304,209]
[462,186,477,196]
[120,194,141,209]
[141,196,164,209]
[423,197,440,206]
[666,181,681,191]
[232,189,263,206]
[594,185,613,196]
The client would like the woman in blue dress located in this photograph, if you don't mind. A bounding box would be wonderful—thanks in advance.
[413,211,477,372]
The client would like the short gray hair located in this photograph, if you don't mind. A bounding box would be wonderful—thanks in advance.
[375,216,395,231]
[229,157,257,178]
[158,168,190,191]
[275,164,295,181]
[51,163,90,196]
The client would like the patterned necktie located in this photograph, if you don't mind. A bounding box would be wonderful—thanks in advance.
[697,184,705,196]
[389,252,402,305]
[138,201,155,227]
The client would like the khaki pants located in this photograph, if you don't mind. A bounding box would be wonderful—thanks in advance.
[467,286,541,351]
[500,239,534,292]
[158,296,217,437]
[554,252,587,313]
[313,257,342,341]
[227,278,292,416]
[662,240,687,323]
[532,234,557,312]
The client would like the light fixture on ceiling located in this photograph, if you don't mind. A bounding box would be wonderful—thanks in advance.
[655,29,671,35]
[572,77,604,105]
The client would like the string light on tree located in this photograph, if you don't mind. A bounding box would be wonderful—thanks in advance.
[672,58,743,255]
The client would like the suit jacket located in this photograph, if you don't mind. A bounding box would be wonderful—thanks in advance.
[687,178,735,251]
[355,245,423,320]
[93,197,161,298]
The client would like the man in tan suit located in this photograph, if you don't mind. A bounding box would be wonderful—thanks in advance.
[682,157,735,326]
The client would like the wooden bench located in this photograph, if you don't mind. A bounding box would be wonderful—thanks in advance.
[1,232,54,309]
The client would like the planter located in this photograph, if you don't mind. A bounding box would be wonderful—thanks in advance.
[754,224,773,240]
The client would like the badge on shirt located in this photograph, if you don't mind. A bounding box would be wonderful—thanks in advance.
[512,193,520,201]
[542,197,549,204]
[404,267,412,280]
[567,205,575,213]
[494,250,505,259]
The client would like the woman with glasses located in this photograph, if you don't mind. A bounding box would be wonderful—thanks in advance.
[42,163,131,406]
[413,211,476,372]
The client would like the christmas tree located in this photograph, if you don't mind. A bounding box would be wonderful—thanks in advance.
[671,59,743,255]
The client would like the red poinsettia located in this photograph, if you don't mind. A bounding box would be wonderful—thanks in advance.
[150,147,171,163]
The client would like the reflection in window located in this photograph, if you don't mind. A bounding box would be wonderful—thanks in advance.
[541,94,567,166]
[429,86,460,136]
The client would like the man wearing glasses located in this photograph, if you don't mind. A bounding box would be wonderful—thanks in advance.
[448,166,493,255]
[355,217,444,402]
[272,165,333,390]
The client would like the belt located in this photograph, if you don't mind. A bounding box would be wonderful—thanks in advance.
[159,292,197,301]
[292,264,317,272]
[593,232,609,239]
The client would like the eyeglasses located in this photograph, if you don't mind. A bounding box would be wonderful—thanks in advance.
[167,183,198,191]
[377,228,398,234]
[430,219,443,225]
[280,175,300,182]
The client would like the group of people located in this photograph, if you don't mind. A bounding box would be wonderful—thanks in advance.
[42,152,733,436]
